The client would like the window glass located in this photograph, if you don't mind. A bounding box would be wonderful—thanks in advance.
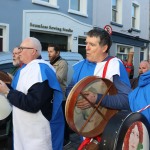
[0,38,2,52]
[112,0,117,22]
[0,29,2,36]
[0,28,3,51]
[140,49,144,61]
[69,0,87,16]
[0,25,9,52]
[132,5,135,17]
[78,37,86,58]
[112,0,123,24]
[70,0,80,11]
[78,46,85,58]
[112,10,117,22]
[112,0,117,9]
[120,47,125,53]
[78,38,85,45]
[41,0,49,2]
[132,3,139,29]
[117,45,133,61]
[30,31,68,51]
[32,0,58,8]
[132,4,136,28]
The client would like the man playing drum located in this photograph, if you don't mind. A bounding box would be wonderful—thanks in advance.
[66,28,132,110]
[66,28,132,149]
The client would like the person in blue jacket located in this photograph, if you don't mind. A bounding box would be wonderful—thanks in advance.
[66,28,132,110]
[129,70,150,124]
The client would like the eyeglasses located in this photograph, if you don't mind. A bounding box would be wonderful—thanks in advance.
[17,47,37,52]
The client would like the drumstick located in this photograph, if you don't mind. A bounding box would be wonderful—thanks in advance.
[4,81,11,84]
[80,92,107,120]
[0,81,11,84]
[79,83,114,133]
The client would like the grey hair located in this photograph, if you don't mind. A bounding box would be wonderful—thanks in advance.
[29,37,42,55]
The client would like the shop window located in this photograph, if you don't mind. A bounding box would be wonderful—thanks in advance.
[111,0,122,24]
[116,45,133,62]
[132,3,140,29]
[32,0,59,8]
[68,0,87,17]
[140,49,144,62]
[30,31,68,51]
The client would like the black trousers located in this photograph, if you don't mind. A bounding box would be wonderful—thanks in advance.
[62,101,74,141]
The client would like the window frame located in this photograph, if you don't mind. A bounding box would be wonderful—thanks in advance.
[78,37,86,58]
[0,24,9,52]
[116,45,134,62]
[112,0,117,22]
[68,0,88,17]
[32,0,59,8]
[111,0,122,24]
[132,3,140,30]
[140,48,148,62]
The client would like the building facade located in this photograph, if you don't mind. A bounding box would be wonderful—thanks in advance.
[1,0,150,77]
[0,0,92,54]
[93,0,150,77]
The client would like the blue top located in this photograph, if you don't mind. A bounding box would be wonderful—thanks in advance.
[129,70,150,123]
[66,56,131,110]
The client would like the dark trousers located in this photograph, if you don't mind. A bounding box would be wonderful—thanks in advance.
[62,101,73,141]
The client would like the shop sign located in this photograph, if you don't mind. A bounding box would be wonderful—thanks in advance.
[30,23,73,33]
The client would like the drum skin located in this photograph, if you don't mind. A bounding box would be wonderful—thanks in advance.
[65,76,118,138]
[0,94,12,120]
[0,71,12,121]
[99,111,150,150]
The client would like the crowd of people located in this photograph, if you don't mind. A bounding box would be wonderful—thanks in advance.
[0,28,150,150]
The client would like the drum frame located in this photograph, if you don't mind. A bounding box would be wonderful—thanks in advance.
[65,76,118,137]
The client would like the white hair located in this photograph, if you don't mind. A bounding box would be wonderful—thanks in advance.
[29,37,42,55]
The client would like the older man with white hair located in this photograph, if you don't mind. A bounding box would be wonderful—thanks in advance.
[0,37,64,150]
[8,47,22,77]
[12,47,21,67]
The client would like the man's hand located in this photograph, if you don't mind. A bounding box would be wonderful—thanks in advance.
[76,91,97,109]
[0,80,10,95]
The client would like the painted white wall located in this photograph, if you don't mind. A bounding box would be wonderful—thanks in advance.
[23,10,92,52]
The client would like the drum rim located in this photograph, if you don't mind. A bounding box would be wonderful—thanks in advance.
[0,71,12,84]
[0,112,12,125]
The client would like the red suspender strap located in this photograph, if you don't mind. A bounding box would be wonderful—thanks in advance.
[102,57,114,78]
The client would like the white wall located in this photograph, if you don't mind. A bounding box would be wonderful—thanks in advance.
[23,10,92,52]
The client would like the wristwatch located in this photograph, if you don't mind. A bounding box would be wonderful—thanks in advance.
[4,89,10,98]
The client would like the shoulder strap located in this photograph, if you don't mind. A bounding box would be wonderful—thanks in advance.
[102,57,114,78]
